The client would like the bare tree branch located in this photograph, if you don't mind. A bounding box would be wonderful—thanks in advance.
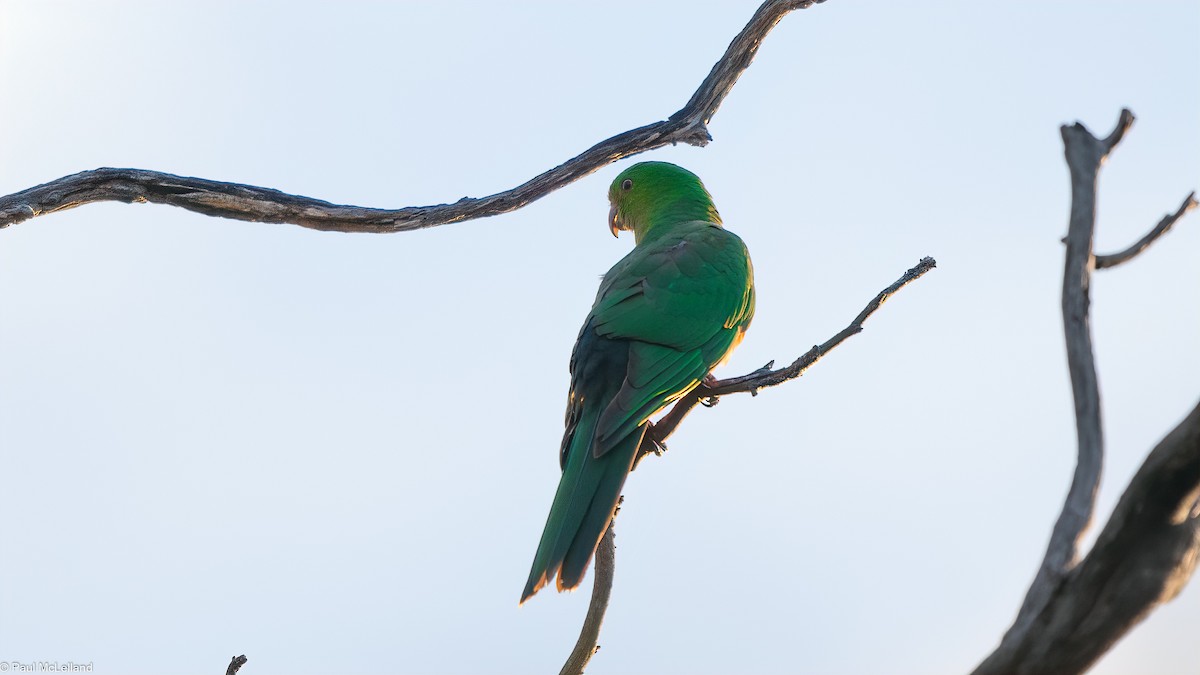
[639,255,937,463]
[1022,399,1200,674]
[974,400,1200,675]
[559,506,618,675]
[1095,191,1198,269]
[1097,108,1136,157]
[225,654,247,675]
[0,0,828,234]
[557,256,937,674]
[1007,109,1126,642]
[972,109,1200,675]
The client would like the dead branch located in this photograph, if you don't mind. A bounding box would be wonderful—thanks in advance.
[0,0,828,234]
[972,109,1200,675]
[558,504,619,675]
[1012,109,1131,643]
[560,256,938,675]
[639,255,937,463]
[974,401,1200,675]
[1095,191,1198,269]
[225,654,247,675]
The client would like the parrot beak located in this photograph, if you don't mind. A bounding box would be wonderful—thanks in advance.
[608,204,620,238]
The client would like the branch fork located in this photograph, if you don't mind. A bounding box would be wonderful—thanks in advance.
[563,255,937,675]
[972,108,1200,675]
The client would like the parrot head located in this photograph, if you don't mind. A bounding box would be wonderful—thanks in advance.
[607,161,722,243]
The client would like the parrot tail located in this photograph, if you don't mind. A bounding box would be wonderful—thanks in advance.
[520,407,643,605]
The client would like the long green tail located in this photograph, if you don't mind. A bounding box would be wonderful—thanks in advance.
[521,403,643,604]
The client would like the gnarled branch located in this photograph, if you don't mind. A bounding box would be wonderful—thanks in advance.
[560,256,937,675]
[972,109,1200,675]
[0,0,828,234]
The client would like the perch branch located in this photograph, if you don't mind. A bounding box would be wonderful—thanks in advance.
[558,504,618,675]
[1095,191,1198,269]
[640,255,937,461]
[558,256,937,675]
[973,109,1200,675]
[0,0,828,233]
[225,655,247,675]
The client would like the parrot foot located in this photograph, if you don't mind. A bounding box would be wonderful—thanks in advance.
[699,373,720,407]
[645,422,669,456]
[632,423,668,471]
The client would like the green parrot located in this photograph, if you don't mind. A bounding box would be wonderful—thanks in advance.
[521,161,755,603]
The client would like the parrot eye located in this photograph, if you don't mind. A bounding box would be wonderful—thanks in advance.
[621,179,633,191]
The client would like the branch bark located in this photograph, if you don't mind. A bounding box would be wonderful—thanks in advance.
[560,256,937,675]
[558,506,618,675]
[972,109,1200,675]
[974,401,1200,675]
[1011,109,1130,643]
[639,255,937,464]
[0,0,827,234]
[1095,191,1198,269]
[225,654,247,675]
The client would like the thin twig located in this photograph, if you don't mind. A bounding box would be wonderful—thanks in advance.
[640,256,937,461]
[225,655,248,675]
[559,506,618,675]
[1098,108,1136,157]
[0,0,829,233]
[1095,191,1198,269]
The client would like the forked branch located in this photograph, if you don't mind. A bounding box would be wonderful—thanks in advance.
[560,256,938,675]
[0,0,828,234]
[972,109,1200,675]
[640,255,937,462]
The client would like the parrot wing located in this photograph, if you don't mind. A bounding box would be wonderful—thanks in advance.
[521,221,754,603]
[588,222,754,455]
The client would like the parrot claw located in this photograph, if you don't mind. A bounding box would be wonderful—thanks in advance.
[647,425,668,456]
[698,373,720,407]
[632,423,668,471]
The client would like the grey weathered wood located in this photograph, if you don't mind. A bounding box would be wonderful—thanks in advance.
[0,0,827,235]
[1020,109,1131,642]
[225,654,248,675]
[974,401,1200,675]
[1095,191,1197,269]
[972,109,1200,675]
[558,514,617,675]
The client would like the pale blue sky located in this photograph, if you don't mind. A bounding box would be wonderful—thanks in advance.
[1,2,1198,674]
